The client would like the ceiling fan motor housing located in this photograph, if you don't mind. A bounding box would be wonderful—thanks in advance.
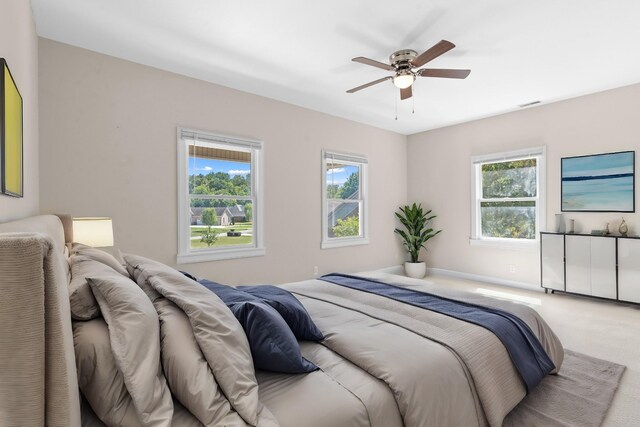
[389,49,418,70]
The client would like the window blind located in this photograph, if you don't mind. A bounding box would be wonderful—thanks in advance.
[472,146,545,165]
[324,151,368,164]
[180,128,262,150]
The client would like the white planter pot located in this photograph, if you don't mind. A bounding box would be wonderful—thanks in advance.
[404,262,426,279]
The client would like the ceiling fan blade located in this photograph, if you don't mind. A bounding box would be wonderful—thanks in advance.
[411,40,455,67]
[352,57,395,71]
[400,86,413,100]
[418,68,471,79]
[346,76,392,93]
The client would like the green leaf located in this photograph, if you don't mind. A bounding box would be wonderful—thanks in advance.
[394,203,442,263]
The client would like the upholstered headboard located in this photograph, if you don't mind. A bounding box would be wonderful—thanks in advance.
[0,213,73,250]
[0,214,81,427]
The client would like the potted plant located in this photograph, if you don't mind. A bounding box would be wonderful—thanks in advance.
[394,203,442,278]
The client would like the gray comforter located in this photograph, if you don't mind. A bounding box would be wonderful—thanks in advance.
[80,263,563,427]
[280,272,564,427]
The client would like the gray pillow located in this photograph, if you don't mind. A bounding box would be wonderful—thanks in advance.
[71,243,128,276]
[155,298,246,426]
[124,254,270,426]
[88,273,173,427]
[73,319,143,427]
[75,319,206,427]
[69,256,127,320]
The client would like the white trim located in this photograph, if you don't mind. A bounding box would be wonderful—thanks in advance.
[179,127,262,149]
[469,238,538,251]
[321,237,370,249]
[470,146,547,248]
[321,149,369,249]
[427,267,541,291]
[371,265,405,275]
[177,247,266,264]
[372,264,541,292]
[471,146,545,164]
[176,127,265,264]
[323,150,369,165]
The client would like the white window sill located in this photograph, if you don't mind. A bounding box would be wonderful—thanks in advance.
[469,238,538,251]
[321,237,369,249]
[177,247,266,264]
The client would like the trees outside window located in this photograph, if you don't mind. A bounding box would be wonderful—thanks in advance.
[471,147,546,247]
[178,128,264,263]
[322,151,368,249]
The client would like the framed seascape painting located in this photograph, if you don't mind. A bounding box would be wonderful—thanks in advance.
[561,151,635,212]
[0,58,23,198]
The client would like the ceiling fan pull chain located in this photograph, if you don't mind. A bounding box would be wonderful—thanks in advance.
[412,96,415,114]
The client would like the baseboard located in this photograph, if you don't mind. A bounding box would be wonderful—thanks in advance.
[372,265,542,292]
[373,265,405,275]
[375,265,544,292]
[426,267,542,292]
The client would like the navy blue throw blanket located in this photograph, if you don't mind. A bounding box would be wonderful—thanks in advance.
[320,273,555,393]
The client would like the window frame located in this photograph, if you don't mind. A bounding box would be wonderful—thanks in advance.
[470,146,546,250]
[321,150,369,249]
[177,127,265,264]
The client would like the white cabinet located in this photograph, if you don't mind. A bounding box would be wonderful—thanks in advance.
[541,233,617,300]
[565,235,591,295]
[590,237,617,299]
[541,234,565,291]
[618,239,640,303]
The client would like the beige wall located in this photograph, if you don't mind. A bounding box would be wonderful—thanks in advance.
[0,0,39,221]
[38,39,407,284]
[408,83,640,286]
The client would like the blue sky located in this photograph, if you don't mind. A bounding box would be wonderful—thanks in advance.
[189,157,251,176]
[562,152,634,178]
[326,164,359,186]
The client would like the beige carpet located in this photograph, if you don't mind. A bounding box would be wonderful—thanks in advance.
[504,349,625,427]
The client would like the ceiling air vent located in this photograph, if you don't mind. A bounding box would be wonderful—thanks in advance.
[518,101,541,108]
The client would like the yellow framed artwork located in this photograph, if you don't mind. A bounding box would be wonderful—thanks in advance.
[1,58,23,198]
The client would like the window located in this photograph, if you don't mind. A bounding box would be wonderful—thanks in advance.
[177,128,264,263]
[470,147,546,248]
[322,150,368,249]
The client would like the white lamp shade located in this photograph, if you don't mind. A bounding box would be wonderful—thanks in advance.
[393,73,414,89]
[72,217,114,247]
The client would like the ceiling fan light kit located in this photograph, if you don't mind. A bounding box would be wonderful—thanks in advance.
[393,70,415,89]
[347,40,470,101]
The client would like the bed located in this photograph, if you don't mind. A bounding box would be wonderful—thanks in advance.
[0,215,564,427]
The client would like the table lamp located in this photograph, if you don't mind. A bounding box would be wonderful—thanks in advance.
[72,217,114,247]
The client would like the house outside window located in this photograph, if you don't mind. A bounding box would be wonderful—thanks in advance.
[470,147,546,248]
[322,150,369,249]
[177,128,264,263]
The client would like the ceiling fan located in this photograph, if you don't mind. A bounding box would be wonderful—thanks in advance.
[346,40,470,100]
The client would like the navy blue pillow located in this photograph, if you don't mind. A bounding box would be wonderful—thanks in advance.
[197,279,317,373]
[238,285,324,341]
[198,279,261,305]
[229,301,317,374]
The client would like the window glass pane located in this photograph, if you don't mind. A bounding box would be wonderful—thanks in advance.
[189,145,251,196]
[326,162,360,200]
[327,201,360,238]
[482,159,536,198]
[190,199,253,249]
[481,201,536,239]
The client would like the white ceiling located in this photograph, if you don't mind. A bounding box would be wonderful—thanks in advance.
[30,0,640,135]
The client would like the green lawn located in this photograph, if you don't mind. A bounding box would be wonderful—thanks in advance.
[191,235,253,248]
[190,223,252,237]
